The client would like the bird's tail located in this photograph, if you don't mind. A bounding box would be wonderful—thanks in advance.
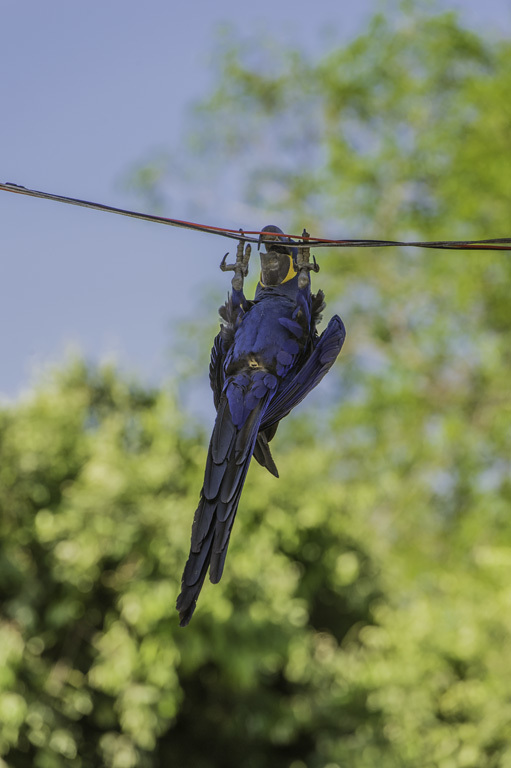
[176,394,268,626]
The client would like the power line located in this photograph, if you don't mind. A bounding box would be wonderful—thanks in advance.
[2,181,511,251]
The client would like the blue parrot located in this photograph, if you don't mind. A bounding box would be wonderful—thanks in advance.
[176,226,346,626]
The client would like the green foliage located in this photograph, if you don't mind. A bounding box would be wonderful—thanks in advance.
[0,362,378,767]
[3,3,511,766]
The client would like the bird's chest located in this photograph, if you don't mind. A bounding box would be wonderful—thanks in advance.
[230,297,297,366]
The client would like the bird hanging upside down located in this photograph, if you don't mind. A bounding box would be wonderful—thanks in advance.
[176,226,346,626]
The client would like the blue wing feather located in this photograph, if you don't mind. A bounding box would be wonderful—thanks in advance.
[261,315,346,430]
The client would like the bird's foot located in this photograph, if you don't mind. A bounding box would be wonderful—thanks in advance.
[220,231,251,291]
[295,229,320,289]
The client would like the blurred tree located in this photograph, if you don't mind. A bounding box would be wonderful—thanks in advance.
[2,3,511,767]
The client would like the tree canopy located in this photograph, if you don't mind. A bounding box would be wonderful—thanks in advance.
[2,4,511,767]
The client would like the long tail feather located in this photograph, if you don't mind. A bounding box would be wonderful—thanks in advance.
[253,431,279,477]
[176,391,268,626]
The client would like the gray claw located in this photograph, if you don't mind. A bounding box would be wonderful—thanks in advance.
[219,233,251,291]
[296,229,319,288]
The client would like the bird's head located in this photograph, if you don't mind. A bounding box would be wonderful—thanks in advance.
[258,225,297,286]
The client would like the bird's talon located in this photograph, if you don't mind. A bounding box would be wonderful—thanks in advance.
[236,232,245,261]
[296,229,319,284]
[220,236,251,289]
[241,244,251,276]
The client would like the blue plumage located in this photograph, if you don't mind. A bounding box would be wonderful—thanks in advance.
[176,226,346,626]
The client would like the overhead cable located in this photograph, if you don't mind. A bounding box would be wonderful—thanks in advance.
[2,181,511,251]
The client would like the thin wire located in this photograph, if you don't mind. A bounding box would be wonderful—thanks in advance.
[2,181,511,251]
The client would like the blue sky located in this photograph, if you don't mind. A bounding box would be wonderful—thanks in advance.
[1,0,510,401]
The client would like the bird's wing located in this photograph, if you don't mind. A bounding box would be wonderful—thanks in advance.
[261,315,346,431]
[209,295,252,408]
[209,331,225,409]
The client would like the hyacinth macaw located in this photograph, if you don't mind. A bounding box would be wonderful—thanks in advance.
[176,226,346,626]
